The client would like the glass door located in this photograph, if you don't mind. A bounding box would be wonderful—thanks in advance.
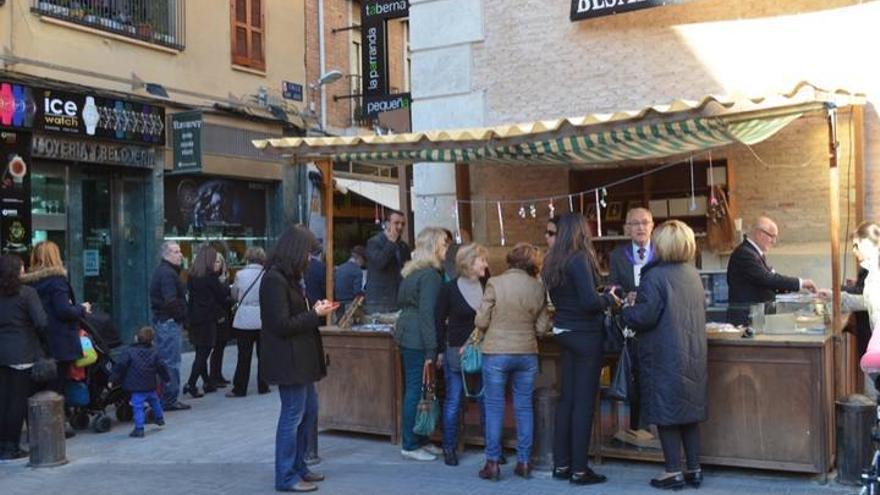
[81,176,113,316]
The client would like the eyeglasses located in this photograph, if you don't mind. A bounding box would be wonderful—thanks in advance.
[626,220,653,227]
[545,230,557,237]
[758,228,778,241]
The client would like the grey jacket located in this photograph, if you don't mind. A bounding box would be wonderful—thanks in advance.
[232,264,265,330]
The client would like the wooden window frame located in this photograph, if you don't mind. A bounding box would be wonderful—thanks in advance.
[231,0,266,71]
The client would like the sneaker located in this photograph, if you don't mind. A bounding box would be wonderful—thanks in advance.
[276,480,317,492]
[421,443,443,456]
[400,448,436,461]
[129,428,145,438]
[155,418,165,426]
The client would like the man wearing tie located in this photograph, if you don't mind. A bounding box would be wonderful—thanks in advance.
[726,216,817,325]
[608,207,654,436]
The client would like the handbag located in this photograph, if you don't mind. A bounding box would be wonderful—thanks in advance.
[412,363,439,436]
[74,329,98,368]
[606,337,634,401]
[460,329,484,398]
[603,310,625,354]
[64,380,90,407]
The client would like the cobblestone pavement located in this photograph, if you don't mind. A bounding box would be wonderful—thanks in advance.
[0,347,861,495]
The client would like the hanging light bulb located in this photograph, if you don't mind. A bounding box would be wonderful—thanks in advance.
[549,199,556,218]
[529,203,537,219]
[518,204,527,219]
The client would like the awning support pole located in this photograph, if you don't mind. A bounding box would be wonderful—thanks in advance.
[318,159,334,325]
[827,104,846,397]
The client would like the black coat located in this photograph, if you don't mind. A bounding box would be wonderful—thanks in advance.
[111,343,171,393]
[622,261,707,426]
[150,260,187,323]
[0,286,49,366]
[22,267,85,362]
[259,267,327,386]
[187,274,231,347]
[364,232,411,312]
[435,278,479,352]
[726,239,800,325]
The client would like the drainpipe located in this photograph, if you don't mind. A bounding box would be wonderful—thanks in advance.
[318,0,327,132]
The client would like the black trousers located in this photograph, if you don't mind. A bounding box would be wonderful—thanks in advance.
[657,423,701,472]
[231,329,268,395]
[209,322,230,382]
[188,346,212,388]
[0,367,33,452]
[553,330,604,473]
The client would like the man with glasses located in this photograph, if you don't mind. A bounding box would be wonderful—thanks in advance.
[726,216,817,325]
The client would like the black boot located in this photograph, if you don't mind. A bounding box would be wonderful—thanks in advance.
[684,469,703,488]
[443,448,458,466]
[570,468,607,485]
[650,472,686,490]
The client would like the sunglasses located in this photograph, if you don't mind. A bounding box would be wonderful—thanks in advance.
[545,230,557,237]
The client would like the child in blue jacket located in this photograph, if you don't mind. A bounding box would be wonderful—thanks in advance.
[111,327,170,438]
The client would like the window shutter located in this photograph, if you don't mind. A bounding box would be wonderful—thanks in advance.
[230,0,265,70]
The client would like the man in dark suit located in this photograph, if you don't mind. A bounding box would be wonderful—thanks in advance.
[334,245,366,312]
[364,210,411,314]
[726,216,817,325]
[608,207,655,297]
[607,207,655,437]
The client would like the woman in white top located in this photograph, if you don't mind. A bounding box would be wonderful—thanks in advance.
[227,247,269,397]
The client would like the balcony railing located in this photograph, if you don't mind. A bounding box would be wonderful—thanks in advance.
[31,0,185,51]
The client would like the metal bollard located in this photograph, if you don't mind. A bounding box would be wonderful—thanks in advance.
[836,394,874,485]
[531,386,559,471]
[27,391,68,468]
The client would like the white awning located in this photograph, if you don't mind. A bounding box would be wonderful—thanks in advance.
[334,177,400,211]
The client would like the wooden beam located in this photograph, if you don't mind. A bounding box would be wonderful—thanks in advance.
[827,107,848,398]
[398,165,413,245]
[853,106,866,225]
[455,163,472,242]
[318,159,335,325]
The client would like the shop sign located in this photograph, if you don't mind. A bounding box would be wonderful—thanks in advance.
[570,0,680,21]
[83,249,100,277]
[361,21,388,98]
[362,0,409,21]
[31,135,156,168]
[163,175,268,237]
[0,131,32,254]
[363,93,411,119]
[171,111,203,171]
[282,81,304,101]
[0,81,166,145]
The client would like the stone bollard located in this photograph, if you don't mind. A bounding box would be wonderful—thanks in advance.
[531,386,559,471]
[27,391,68,468]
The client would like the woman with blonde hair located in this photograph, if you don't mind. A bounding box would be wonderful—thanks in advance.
[435,242,489,465]
[23,241,92,395]
[395,227,448,461]
[622,220,707,490]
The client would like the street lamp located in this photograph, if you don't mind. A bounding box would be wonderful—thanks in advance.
[311,70,344,133]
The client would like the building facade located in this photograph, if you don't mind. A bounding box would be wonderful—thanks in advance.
[410,0,880,286]
[0,0,308,340]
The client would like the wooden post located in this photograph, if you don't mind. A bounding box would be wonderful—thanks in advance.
[398,165,414,245]
[455,163,472,242]
[318,159,334,326]
[854,106,866,225]
[827,105,847,397]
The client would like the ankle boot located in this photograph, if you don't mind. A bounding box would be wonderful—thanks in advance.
[514,461,532,479]
[684,469,703,488]
[478,460,500,481]
[443,448,458,466]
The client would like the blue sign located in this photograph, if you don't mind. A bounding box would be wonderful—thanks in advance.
[282,81,303,102]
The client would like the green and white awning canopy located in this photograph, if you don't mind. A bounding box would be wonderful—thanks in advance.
[253,83,864,168]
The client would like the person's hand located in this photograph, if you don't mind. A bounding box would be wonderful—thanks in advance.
[436,353,444,369]
[81,302,92,314]
[314,300,338,317]
[606,287,622,308]
[801,279,818,293]
[626,291,637,306]
[817,288,832,301]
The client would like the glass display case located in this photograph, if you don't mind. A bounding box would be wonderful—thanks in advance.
[749,294,829,335]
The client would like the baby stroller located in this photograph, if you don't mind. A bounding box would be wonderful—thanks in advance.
[67,313,131,434]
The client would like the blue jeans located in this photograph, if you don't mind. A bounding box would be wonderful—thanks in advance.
[442,358,486,451]
[130,391,163,429]
[275,383,318,490]
[153,318,182,406]
[482,353,538,463]
[400,347,428,451]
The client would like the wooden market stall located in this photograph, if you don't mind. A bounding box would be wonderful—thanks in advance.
[254,82,865,474]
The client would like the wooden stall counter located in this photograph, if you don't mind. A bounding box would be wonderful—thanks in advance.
[316,326,401,444]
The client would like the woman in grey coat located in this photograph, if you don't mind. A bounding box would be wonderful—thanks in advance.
[227,247,269,397]
[621,220,707,490]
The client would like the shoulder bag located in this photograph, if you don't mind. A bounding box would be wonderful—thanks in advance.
[460,328,484,398]
[412,362,439,436]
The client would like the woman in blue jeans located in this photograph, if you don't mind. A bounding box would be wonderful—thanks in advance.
[435,243,489,466]
[543,213,616,486]
[474,243,550,481]
[260,226,337,493]
[394,227,449,462]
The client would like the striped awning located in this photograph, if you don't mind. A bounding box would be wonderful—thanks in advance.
[254,82,864,168]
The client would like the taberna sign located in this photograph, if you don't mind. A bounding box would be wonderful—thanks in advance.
[362,0,409,21]
[570,0,680,21]
[363,93,410,120]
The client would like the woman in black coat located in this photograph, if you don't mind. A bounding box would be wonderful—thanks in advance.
[622,220,707,490]
[184,245,231,398]
[0,255,49,460]
[260,225,336,493]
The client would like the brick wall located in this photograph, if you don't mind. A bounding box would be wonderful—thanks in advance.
[463,0,877,247]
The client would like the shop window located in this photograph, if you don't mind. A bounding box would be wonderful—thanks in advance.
[30,0,186,51]
[231,0,266,71]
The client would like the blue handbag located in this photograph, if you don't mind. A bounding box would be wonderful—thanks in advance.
[460,329,484,398]
[64,380,90,407]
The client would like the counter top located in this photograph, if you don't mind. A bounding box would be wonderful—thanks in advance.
[707,331,832,348]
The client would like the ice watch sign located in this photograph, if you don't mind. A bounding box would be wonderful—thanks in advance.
[0,81,165,146]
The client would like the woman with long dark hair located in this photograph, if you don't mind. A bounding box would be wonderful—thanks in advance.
[184,245,230,398]
[543,213,614,485]
[261,225,336,492]
[0,255,48,460]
